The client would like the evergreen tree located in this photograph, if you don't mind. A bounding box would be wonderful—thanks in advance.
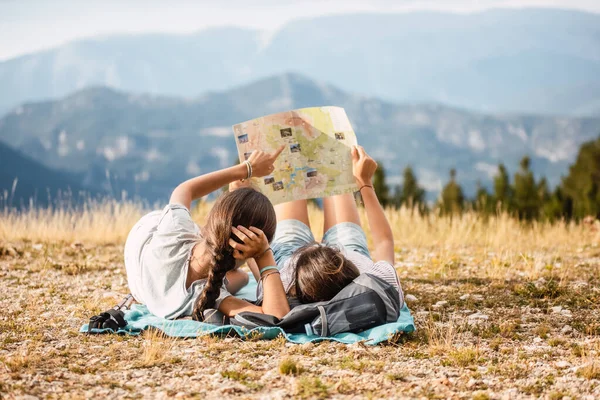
[493,163,512,212]
[439,168,465,215]
[395,166,426,211]
[513,156,540,220]
[372,160,390,207]
[561,136,600,219]
[542,186,567,221]
[473,181,492,215]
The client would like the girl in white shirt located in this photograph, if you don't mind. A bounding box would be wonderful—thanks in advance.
[124,146,292,320]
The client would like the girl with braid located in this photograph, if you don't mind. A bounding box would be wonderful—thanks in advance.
[124,145,291,321]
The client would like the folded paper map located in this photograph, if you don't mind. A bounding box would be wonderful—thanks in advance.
[233,107,358,204]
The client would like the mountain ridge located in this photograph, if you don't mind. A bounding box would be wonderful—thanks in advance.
[1,73,599,203]
[1,8,599,117]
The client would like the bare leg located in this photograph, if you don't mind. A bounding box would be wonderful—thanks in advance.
[225,269,250,294]
[322,193,362,234]
[274,200,311,228]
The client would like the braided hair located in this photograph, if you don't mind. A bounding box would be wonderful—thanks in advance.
[192,188,276,321]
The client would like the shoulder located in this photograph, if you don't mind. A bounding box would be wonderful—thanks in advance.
[156,204,199,234]
[346,251,400,291]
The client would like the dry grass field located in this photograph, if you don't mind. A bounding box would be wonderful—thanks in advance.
[1,200,599,399]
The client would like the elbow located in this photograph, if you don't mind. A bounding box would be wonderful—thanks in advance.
[264,306,290,320]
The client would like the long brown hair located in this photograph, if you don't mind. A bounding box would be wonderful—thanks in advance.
[294,245,360,304]
[192,188,276,320]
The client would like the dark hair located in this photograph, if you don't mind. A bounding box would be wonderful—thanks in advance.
[294,245,360,304]
[192,188,276,320]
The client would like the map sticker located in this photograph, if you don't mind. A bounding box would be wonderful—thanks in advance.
[232,106,358,204]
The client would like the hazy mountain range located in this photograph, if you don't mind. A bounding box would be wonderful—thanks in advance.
[0,141,90,206]
[1,73,599,203]
[1,8,599,117]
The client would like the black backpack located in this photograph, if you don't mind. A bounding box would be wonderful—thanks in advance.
[230,273,401,336]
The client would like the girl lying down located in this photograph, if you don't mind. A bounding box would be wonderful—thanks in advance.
[124,145,292,321]
[245,145,403,311]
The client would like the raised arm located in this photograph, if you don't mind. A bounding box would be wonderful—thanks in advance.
[218,226,290,319]
[352,145,395,264]
[169,146,284,210]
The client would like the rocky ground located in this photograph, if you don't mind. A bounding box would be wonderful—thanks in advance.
[1,240,599,399]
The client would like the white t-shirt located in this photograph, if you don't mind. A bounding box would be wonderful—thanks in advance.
[124,204,231,319]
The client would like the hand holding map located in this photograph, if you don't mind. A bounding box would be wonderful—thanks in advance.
[233,106,358,204]
[245,145,285,177]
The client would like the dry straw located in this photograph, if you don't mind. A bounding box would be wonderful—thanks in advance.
[1,199,596,254]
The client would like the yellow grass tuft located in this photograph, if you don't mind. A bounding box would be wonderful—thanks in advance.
[2,199,596,249]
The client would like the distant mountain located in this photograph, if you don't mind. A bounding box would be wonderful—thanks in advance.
[0,141,88,206]
[1,8,599,117]
[1,73,599,203]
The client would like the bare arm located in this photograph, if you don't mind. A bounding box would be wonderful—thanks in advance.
[170,165,247,209]
[170,146,284,210]
[218,226,290,319]
[245,258,261,283]
[352,145,395,264]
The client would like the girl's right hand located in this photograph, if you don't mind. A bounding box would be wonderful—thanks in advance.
[247,145,285,177]
[229,226,270,260]
[351,145,378,187]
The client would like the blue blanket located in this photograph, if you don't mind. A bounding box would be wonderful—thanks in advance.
[81,274,415,345]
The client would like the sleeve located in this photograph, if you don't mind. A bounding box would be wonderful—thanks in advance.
[155,203,197,235]
[368,261,402,292]
[214,286,232,309]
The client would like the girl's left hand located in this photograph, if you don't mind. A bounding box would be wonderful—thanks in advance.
[229,226,269,260]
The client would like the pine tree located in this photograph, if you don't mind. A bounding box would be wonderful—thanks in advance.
[493,163,512,212]
[513,156,540,220]
[561,136,600,219]
[439,168,465,215]
[372,160,390,207]
[395,166,426,211]
[473,181,492,215]
[542,186,567,221]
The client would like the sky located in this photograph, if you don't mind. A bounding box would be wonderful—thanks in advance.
[1,0,599,61]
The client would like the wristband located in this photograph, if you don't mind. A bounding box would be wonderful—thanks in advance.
[359,184,373,192]
[256,247,272,259]
[241,160,252,181]
[259,266,279,275]
[261,270,280,282]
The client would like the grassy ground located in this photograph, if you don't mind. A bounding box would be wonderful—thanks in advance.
[1,201,599,399]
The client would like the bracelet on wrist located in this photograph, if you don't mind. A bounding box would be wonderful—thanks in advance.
[255,247,272,260]
[261,270,280,282]
[241,160,252,181]
[359,184,373,192]
[259,265,279,275]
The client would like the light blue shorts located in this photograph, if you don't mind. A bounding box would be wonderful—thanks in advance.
[271,219,371,268]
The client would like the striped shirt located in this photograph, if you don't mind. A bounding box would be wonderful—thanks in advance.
[255,251,404,309]
[278,250,403,297]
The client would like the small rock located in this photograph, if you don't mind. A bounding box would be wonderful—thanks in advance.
[459,294,470,300]
[468,312,489,321]
[432,300,448,309]
[561,325,573,334]
[555,360,570,369]
[472,295,484,301]
[551,306,563,314]
[561,309,572,318]
[533,337,543,343]
[405,294,418,302]
[32,243,43,251]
